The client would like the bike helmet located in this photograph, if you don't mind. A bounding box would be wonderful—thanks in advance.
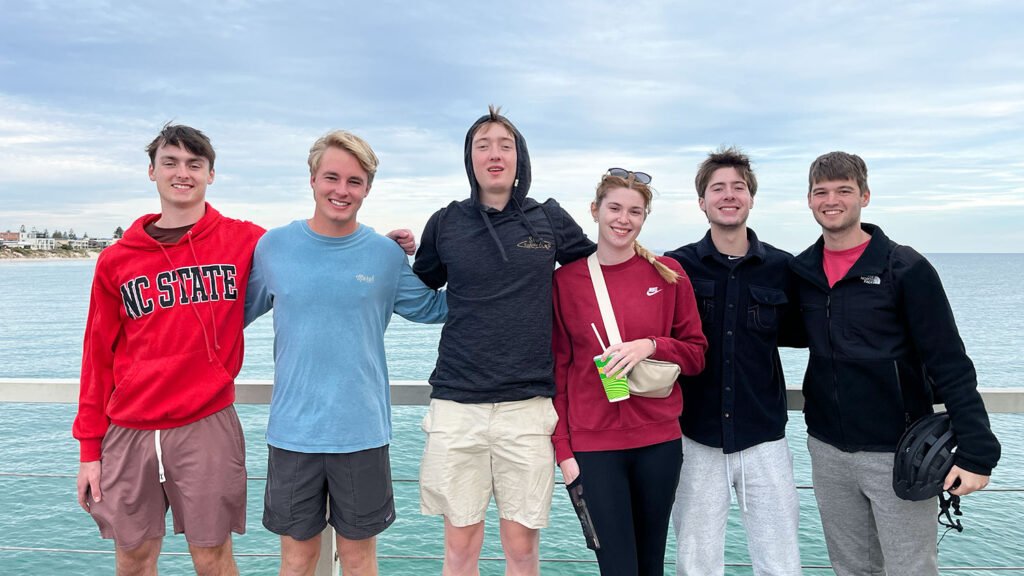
[893,411,956,501]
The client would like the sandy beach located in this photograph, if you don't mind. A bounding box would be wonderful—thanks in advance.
[0,249,102,260]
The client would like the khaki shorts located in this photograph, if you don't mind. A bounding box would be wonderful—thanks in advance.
[419,397,558,529]
[88,406,247,550]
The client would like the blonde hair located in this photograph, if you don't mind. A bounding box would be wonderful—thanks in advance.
[635,241,678,284]
[308,130,379,185]
[594,174,678,283]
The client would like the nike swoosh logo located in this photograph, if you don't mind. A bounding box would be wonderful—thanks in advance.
[646,287,662,296]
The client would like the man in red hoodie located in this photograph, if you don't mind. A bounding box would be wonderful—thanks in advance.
[73,124,265,575]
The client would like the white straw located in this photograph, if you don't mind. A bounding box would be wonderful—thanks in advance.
[591,323,608,351]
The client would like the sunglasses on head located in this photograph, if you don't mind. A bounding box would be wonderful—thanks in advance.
[606,167,652,185]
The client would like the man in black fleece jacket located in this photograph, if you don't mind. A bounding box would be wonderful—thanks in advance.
[790,151,1000,576]
[414,106,594,576]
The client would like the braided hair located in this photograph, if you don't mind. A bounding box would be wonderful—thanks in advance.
[635,240,678,284]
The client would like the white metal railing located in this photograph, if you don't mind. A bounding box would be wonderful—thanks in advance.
[3,378,1023,413]
[2,378,1022,575]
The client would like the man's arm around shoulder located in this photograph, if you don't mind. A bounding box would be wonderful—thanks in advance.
[542,198,595,266]
[413,210,448,290]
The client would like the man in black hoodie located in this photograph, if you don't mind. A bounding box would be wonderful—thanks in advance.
[414,106,594,575]
[790,151,1000,575]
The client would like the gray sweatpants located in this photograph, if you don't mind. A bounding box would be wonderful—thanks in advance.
[807,436,938,576]
[672,435,802,576]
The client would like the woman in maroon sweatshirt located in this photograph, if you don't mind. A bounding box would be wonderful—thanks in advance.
[552,169,707,575]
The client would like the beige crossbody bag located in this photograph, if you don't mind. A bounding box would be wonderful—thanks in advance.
[587,254,680,399]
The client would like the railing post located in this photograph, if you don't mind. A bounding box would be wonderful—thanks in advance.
[314,525,337,576]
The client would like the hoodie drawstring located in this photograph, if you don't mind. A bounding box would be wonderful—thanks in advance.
[511,195,544,242]
[156,236,216,363]
[154,429,166,483]
[480,211,509,262]
[186,231,220,355]
[478,194,549,263]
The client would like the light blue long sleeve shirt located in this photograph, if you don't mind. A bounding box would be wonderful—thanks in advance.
[245,221,447,453]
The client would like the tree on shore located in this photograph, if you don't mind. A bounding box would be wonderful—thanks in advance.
[114,226,124,239]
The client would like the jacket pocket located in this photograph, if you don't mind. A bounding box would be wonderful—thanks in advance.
[690,278,715,325]
[108,349,234,424]
[747,284,787,332]
[835,357,907,447]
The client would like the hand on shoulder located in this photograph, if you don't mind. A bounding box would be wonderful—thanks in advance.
[386,228,416,255]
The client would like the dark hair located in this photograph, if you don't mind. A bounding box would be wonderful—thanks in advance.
[694,146,757,199]
[808,151,868,193]
[146,123,216,169]
[472,104,518,140]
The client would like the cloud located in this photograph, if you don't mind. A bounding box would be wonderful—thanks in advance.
[2,1,1023,251]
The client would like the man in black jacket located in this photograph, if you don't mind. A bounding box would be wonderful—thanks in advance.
[665,147,803,576]
[790,151,1000,575]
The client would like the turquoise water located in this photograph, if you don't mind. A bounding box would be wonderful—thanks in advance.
[1,255,1022,574]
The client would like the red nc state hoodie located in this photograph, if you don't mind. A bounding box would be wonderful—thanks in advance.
[72,204,265,462]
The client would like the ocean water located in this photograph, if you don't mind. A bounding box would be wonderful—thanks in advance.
[1,255,1022,575]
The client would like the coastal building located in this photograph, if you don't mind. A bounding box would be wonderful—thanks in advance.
[88,237,117,248]
[0,229,116,250]
[57,238,92,250]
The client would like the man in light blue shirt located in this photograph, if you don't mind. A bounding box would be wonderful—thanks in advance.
[245,129,447,576]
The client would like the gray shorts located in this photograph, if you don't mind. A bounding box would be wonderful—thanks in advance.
[263,444,396,541]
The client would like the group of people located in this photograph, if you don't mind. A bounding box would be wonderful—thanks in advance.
[72,108,1000,576]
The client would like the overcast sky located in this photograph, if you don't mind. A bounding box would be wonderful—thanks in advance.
[2,1,1022,253]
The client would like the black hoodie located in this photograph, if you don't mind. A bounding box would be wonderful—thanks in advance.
[413,114,595,403]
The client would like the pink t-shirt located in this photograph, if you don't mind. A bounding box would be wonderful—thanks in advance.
[823,240,869,287]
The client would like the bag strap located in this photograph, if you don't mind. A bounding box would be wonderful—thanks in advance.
[587,253,623,345]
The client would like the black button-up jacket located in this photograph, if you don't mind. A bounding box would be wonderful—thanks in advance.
[665,229,804,453]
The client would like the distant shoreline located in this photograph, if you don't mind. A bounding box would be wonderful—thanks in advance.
[0,248,102,260]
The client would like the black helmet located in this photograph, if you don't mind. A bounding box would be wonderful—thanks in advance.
[893,412,956,501]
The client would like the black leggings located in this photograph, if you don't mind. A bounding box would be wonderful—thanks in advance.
[574,438,683,576]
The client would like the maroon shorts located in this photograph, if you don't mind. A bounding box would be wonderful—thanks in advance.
[87,406,247,550]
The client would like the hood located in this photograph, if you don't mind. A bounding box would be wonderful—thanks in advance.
[460,113,544,262]
[463,114,532,210]
[119,203,223,250]
[117,202,227,362]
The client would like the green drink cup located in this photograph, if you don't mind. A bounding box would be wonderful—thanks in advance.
[594,355,629,402]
